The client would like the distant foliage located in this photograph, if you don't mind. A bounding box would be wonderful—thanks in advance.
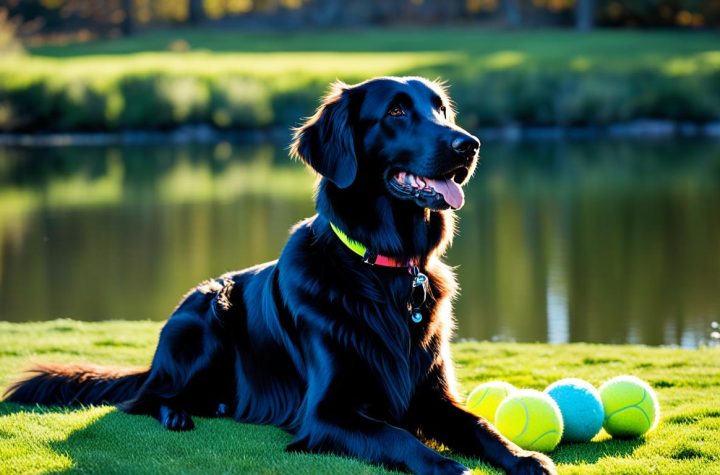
[4,0,719,39]
[0,69,323,132]
[597,0,720,27]
[1,56,719,132]
[0,7,23,54]
[450,68,720,128]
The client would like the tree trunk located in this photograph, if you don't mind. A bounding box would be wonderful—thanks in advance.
[309,0,345,27]
[188,0,205,24]
[576,0,595,31]
[121,0,133,36]
[503,0,522,28]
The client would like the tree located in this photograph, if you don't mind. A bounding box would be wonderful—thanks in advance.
[120,0,133,36]
[503,0,522,28]
[304,0,343,27]
[576,0,595,31]
[188,0,205,24]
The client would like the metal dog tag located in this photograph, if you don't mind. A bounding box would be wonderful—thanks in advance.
[411,268,429,306]
[413,271,428,288]
[408,266,430,324]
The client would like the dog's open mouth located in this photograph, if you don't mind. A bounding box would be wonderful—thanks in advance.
[388,169,468,210]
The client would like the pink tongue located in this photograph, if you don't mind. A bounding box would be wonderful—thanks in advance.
[424,177,465,209]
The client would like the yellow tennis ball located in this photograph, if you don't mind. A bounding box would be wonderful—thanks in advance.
[599,375,659,438]
[494,389,564,452]
[466,381,517,421]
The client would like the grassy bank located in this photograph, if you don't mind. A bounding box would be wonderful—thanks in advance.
[1,29,719,132]
[1,320,718,474]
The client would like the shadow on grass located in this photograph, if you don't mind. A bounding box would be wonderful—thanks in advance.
[551,437,644,465]
[0,402,390,474]
[1,402,647,474]
[448,437,644,474]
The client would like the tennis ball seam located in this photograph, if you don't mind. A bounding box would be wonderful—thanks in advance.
[467,387,491,412]
[527,430,561,450]
[514,398,531,440]
[604,388,651,427]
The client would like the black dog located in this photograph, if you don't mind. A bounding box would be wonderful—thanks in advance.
[6,77,555,475]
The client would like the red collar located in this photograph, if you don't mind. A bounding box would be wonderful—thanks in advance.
[330,223,419,269]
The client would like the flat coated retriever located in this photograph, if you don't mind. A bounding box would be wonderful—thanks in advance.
[5,77,556,475]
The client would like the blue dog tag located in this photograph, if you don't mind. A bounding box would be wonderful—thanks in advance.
[411,311,423,324]
[408,266,429,325]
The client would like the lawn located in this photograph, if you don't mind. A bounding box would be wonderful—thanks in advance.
[1,29,719,131]
[1,320,718,474]
[25,28,720,64]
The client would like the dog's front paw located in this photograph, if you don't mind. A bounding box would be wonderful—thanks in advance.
[159,405,195,431]
[419,457,471,475]
[214,402,230,417]
[508,451,557,475]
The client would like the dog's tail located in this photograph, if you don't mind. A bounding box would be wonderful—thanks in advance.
[3,363,149,406]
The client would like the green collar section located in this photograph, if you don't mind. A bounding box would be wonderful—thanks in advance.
[329,222,416,268]
[330,222,367,258]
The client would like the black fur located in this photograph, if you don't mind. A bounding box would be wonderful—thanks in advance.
[4,77,556,475]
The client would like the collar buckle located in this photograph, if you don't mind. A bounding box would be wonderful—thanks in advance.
[362,250,377,265]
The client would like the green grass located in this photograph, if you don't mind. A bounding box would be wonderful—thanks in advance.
[1,320,719,474]
[25,29,720,64]
[1,29,719,131]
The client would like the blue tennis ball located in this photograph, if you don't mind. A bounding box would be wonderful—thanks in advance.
[545,378,604,443]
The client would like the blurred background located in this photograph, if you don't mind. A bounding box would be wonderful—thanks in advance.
[0,0,719,348]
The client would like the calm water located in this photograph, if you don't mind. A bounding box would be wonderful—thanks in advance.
[1,140,719,347]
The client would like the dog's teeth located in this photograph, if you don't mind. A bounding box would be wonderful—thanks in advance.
[416,177,426,188]
[408,175,418,188]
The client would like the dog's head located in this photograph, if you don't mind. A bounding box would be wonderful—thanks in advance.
[291,76,479,212]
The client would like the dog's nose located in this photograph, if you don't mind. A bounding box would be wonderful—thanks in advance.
[451,136,480,160]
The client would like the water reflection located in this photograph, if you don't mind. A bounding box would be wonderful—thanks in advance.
[450,140,720,347]
[1,140,718,347]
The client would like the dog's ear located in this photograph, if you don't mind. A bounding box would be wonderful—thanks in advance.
[291,82,357,189]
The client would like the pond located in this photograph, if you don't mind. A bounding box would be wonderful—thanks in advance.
[1,139,718,347]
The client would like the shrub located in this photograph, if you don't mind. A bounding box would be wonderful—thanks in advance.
[118,74,210,129]
[1,50,719,132]
[0,7,22,56]
[209,77,273,129]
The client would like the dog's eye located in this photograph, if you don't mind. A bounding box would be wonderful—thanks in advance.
[387,105,405,117]
[439,105,447,117]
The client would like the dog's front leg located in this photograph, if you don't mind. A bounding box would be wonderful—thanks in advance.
[287,335,469,475]
[407,369,557,475]
[288,411,470,475]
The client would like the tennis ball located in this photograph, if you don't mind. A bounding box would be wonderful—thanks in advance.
[599,375,659,438]
[466,381,516,421]
[545,378,604,443]
[494,389,563,452]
